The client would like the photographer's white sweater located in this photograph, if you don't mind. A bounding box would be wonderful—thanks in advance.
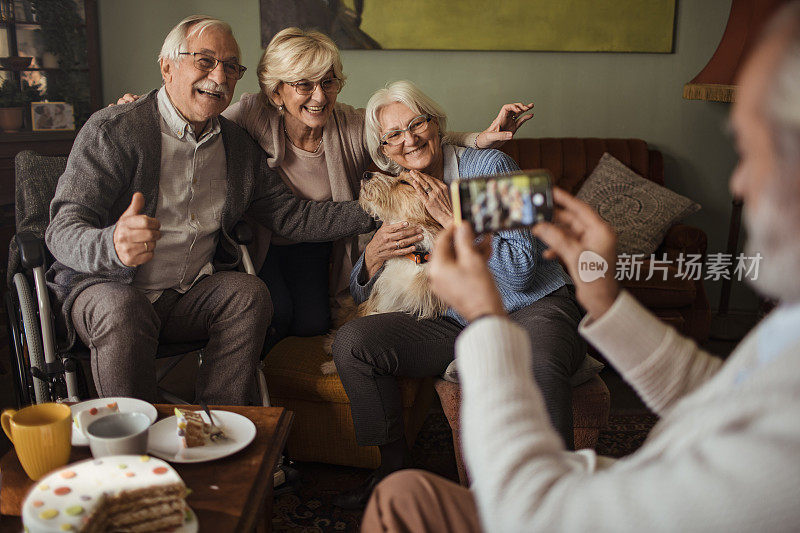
[457,291,800,532]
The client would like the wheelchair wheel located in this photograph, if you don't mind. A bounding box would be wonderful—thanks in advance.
[5,289,32,407]
[13,273,49,403]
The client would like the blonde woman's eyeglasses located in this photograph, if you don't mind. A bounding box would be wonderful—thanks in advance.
[287,78,342,95]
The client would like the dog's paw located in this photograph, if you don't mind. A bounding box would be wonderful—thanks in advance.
[320,360,338,375]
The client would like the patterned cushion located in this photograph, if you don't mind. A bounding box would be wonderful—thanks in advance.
[577,153,700,255]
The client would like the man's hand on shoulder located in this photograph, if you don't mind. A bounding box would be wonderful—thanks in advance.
[113,192,161,267]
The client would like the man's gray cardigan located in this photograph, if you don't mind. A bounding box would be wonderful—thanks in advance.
[45,90,373,350]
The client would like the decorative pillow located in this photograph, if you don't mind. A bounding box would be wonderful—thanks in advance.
[576,153,701,255]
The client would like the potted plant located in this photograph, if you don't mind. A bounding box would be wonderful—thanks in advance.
[0,79,42,132]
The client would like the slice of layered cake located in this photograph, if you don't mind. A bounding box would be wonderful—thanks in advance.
[175,408,225,448]
[22,455,190,533]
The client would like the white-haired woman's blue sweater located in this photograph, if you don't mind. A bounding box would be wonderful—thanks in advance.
[350,147,570,324]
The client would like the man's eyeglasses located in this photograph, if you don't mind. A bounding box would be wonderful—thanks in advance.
[179,52,247,80]
[287,78,343,95]
[380,114,432,146]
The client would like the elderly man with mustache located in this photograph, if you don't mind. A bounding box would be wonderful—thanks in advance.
[45,15,373,404]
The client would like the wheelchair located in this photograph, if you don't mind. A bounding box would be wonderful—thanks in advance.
[5,150,270,409]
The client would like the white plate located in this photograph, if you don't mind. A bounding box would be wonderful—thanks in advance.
[70,397,157,446]
[180,506,199,533]
[147,410,256,463]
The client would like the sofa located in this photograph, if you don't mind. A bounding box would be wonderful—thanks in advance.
[264,337,608,469]
[263,137,704,470]
[263,335,434,468]
[498,138,711,342]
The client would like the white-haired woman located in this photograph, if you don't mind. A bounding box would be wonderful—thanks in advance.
[118,27,531,354]
[330,81,585,509]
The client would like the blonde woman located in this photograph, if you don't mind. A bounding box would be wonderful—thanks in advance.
[118,27,532,354]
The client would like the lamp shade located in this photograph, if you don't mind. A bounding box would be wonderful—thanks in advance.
[684,0,788,102]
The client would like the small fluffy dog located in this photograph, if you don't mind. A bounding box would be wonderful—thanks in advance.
[321,171,447,372]
[355,170,448,319]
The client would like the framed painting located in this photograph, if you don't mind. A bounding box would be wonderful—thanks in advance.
[31,101,75,131]
[260,0,676,52]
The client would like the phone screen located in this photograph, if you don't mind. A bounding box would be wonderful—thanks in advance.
[454,171,553,233]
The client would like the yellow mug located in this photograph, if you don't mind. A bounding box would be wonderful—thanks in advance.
[1,403,72,480]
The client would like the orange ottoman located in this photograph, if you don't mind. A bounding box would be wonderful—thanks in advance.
[434,374,611,486]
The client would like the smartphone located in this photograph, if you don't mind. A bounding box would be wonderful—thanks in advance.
[451,169,554,233]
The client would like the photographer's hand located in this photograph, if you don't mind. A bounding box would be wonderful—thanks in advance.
[532,188,620,319]
[428,223,505,322]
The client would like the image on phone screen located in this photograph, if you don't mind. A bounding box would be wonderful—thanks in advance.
[455,171,553,233]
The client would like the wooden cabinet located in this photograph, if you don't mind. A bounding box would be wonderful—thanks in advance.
[0,0,101,125]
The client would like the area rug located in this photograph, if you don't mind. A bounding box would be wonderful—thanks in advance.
[272,411,659,532]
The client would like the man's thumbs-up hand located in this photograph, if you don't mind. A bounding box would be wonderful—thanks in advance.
[113,192,161,267]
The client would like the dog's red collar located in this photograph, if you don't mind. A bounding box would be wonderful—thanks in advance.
[405,250,431,264]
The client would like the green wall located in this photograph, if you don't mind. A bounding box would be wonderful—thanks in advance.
[99,0,755,311]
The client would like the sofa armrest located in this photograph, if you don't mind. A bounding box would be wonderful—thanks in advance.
[659,224,707,257]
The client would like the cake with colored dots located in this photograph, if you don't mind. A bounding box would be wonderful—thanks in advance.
[21,455,189,533]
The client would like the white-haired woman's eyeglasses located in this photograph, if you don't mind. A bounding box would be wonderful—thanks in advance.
[380,114,432,146]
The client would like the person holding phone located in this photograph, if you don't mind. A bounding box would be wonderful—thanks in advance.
[330,80,584,509]
[362,6,800,529]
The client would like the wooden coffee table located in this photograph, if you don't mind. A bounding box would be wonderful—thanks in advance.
[0,404,293,533]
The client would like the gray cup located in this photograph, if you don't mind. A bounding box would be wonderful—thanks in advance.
[85,412,150,458]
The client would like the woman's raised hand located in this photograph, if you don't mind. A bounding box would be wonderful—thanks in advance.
[531,188,620,319]
[475,102,535,149]
[407,170,453,227]
[364,221,425,278]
